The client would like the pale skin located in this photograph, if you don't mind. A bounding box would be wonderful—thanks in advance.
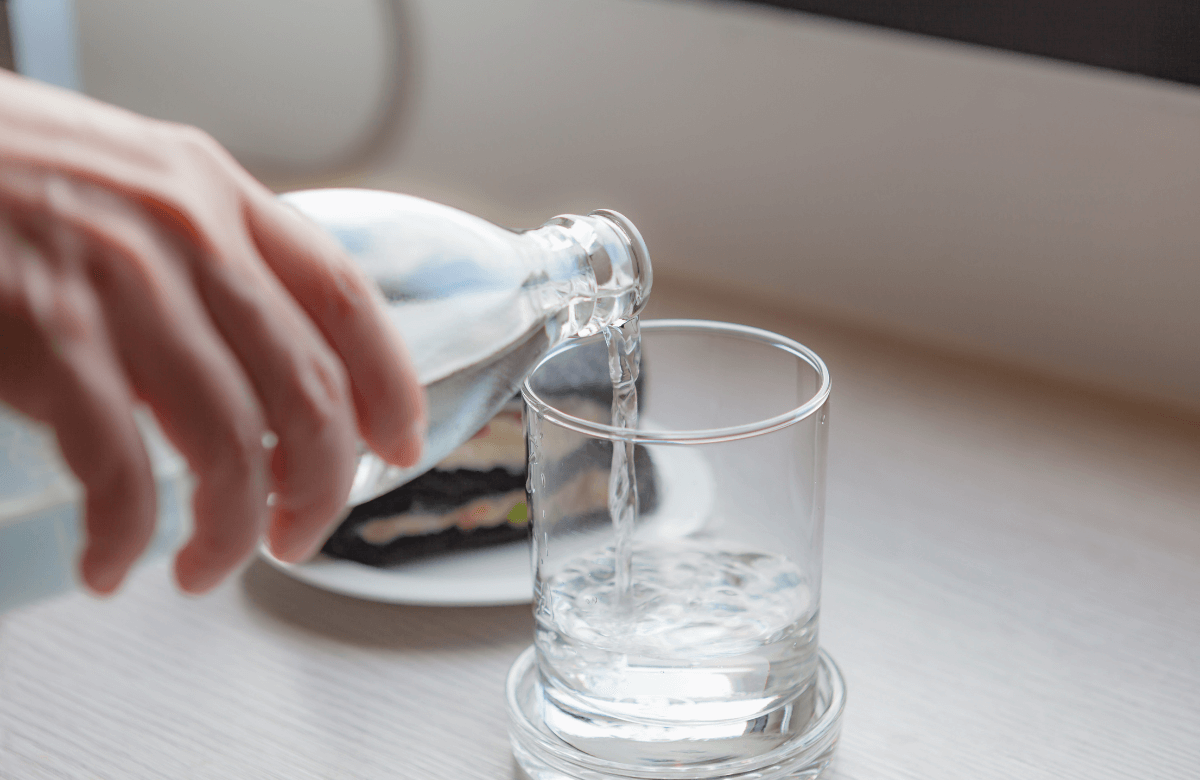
[0,70,427,596]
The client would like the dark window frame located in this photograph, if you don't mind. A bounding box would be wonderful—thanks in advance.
[722,0,1200,87]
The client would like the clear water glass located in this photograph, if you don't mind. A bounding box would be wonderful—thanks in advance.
[507,319,845,780]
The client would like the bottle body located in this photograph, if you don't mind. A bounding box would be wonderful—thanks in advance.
[279,189,652,504]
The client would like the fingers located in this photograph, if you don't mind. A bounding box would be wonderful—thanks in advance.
[87,236,274,592]
[0,229,155,595]
[52,327,157,595]
[5,169,277,591]
[245,191,426,469]
[68,178,358,566]
[192,248,360,563]
[97,281,272,591]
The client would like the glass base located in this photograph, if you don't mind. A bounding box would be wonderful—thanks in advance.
[505,646,846,780]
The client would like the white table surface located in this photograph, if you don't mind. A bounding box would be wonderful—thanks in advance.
[1,282,1197,779]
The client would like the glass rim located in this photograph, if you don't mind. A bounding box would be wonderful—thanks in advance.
[521,318,831,444]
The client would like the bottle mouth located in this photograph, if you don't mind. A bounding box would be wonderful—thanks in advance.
[543,208,653,337]
[587,209,653,318]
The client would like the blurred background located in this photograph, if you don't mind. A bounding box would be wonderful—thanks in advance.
[6,0,1199,414]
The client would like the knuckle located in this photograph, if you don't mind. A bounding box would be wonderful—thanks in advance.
[283,347,352,435]
[273,357,355,499]
[153,121,222,173]
[305,257,374,326]
[329,261,373,310]
[82,450,156,543]
[44,282,95,343]
[225,413,268,473]
[310,351,351,413]
[168,123,242,177]
[150,123,244,230]
[299,365,353,453]
[169,122,221,155]
[0,251,93,346]
[0,278,37,329]
[93,453,154,503]
[201,409,268,489]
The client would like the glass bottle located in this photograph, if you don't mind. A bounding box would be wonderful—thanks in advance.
[280,189,653,505]
[0,189,651,609]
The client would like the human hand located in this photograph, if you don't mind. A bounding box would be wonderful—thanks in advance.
[0,71,426,595]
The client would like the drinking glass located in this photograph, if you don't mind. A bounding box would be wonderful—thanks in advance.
[507,319,845,780]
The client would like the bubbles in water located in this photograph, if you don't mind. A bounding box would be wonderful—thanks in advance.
[546,540,812,660]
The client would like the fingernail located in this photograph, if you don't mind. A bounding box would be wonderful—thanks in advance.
[81,557,124,596]
[173,547,222,595]
[267,534,300,563]
[267,510,327,564]
[378,416,425,469]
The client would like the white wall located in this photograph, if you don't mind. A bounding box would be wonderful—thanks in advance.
[76,0,403,178]
[70,0,1200,412]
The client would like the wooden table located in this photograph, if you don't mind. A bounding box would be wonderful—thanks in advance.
[2,282,1197,779]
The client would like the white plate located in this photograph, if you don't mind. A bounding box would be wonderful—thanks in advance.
[262,445,715,606]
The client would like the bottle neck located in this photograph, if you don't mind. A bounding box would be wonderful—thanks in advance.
[532,210,653,338]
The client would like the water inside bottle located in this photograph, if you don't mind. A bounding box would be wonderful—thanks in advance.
[348,288,571,505]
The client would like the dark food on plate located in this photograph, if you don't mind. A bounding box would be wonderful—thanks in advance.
[321,347,657,567]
